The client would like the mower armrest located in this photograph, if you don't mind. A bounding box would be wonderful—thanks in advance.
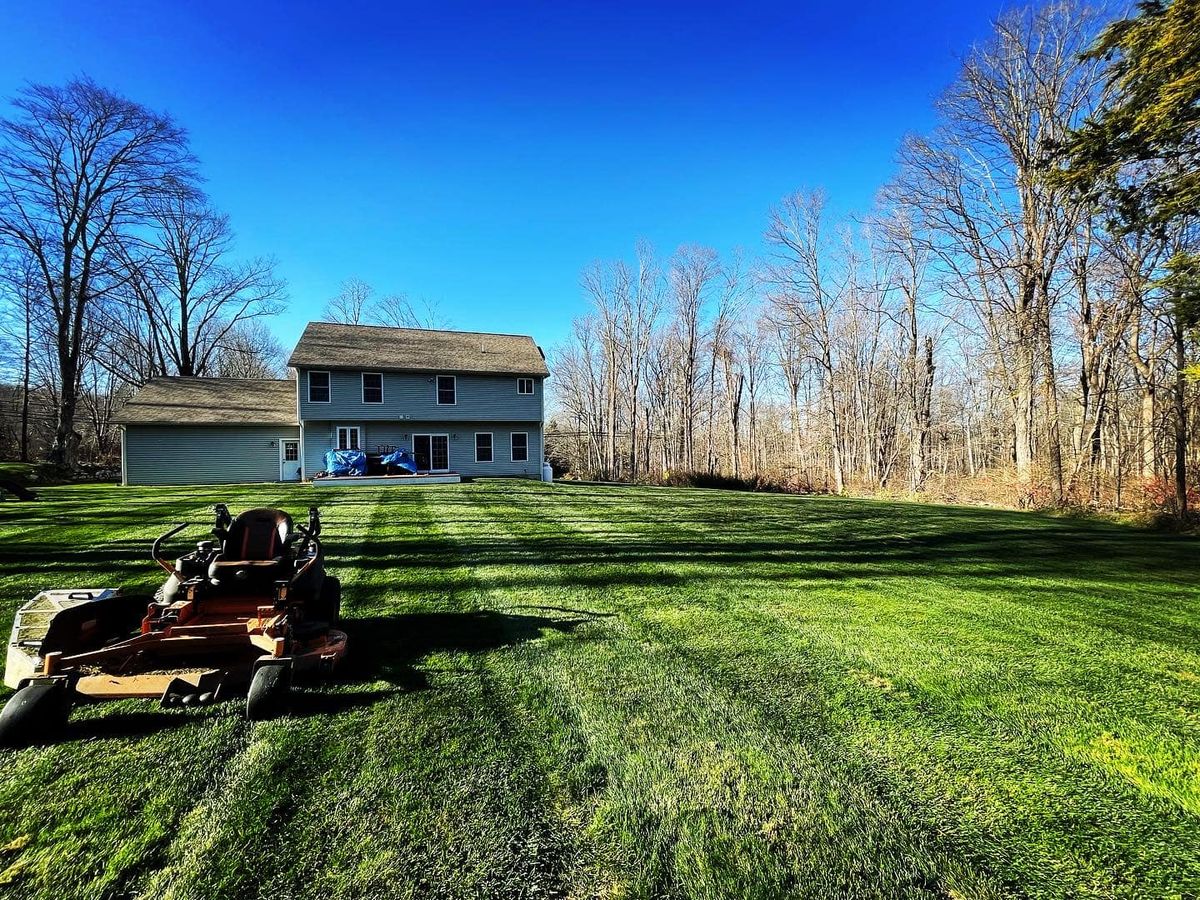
[289,525,321,584]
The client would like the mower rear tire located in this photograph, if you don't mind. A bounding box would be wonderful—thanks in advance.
[0,680,73,747]
[247,663,292,721]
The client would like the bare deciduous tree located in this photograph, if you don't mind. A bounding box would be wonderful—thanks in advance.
[372,292,449,329]
[107,195,285,382]
[668,246,721,471]
[323,277,374,325]
[0,77,197,466]
[764,190,849,493]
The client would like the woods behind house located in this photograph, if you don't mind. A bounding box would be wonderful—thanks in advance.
[548,1,1200,514]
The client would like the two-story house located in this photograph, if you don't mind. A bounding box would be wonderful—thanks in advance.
[113,323,549,485]
[288,322,548,480]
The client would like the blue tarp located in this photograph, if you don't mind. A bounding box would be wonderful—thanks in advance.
[381,448,419,474]
[324,449,367,476]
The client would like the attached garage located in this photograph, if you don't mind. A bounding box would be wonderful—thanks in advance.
[114,378,301,486]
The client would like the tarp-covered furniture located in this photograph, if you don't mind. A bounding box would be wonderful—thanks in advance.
[323,449,367,476]
[380,448,419,474]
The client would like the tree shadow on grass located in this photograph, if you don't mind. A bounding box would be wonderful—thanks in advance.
[340,608,610,690]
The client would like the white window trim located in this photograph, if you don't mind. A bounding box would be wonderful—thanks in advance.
[510,431,529,462]
[361,372,384,404]
[335,424,362,452]
[475,432,493,463]
[308,370,331,403]
[436,374,457,406]
[517,377,534,395]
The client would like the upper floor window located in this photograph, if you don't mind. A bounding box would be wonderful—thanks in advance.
[362,372,383,404]
[308,371,330,403]
[436,375,456,405]
[511,432,528,462]
[517,377,534,395]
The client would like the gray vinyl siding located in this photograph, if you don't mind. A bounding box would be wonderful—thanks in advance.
[123,425,301,485]
[298,369,544,423]
[303,420,542,478]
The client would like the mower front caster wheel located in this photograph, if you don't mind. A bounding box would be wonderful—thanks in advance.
[0,680,74,747]
[246,664,292,721]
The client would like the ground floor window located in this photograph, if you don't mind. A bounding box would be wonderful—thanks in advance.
[336,425,361,450]
[475,432,493,463]
[511,432,528,462]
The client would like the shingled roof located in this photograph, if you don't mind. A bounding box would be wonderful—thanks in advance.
[113,377,298,426]
[287,322,550,376]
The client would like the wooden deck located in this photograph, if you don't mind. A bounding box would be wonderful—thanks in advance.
[311,473,462,487]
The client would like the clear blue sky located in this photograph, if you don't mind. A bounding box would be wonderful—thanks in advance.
[0,0,1002,352]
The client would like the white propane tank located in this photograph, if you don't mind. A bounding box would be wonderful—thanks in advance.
[541,461,553,483]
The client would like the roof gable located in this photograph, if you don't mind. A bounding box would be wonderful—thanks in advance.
[287,322,550,377]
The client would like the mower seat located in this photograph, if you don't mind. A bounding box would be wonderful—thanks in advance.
[209,508,294,586]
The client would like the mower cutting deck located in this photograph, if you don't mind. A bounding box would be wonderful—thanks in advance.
[0,504,348,746]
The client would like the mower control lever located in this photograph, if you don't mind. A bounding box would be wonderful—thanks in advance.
[212,503,233,537]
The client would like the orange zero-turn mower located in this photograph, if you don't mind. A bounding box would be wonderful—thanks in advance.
[0,504,347,746]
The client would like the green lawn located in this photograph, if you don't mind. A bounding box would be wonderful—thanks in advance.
[0,480,1197,899]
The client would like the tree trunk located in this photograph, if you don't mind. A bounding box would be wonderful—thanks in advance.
[1140,381,1157,480]
[1039,298,1064,505]
[1173,322,1188,518]
[20,296,31,462]
[824,363,845,494]
[1012,342,1035,487]
[51,313,81,469]
[910,334,934,492]
[788,383,802,487]
[726,368,744,479]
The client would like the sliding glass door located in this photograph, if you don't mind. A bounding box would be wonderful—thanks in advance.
[412,434,449,472]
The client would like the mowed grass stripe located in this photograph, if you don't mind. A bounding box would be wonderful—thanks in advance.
[438,483,998,899]
[136,486,579,899]
[139,486,389,899]
[447,482,1199,898]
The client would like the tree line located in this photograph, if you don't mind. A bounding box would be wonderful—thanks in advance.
[548,0,1200,514]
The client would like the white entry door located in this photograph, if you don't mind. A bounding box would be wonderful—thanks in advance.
[280,439,301,481]
[413,434,450,472]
